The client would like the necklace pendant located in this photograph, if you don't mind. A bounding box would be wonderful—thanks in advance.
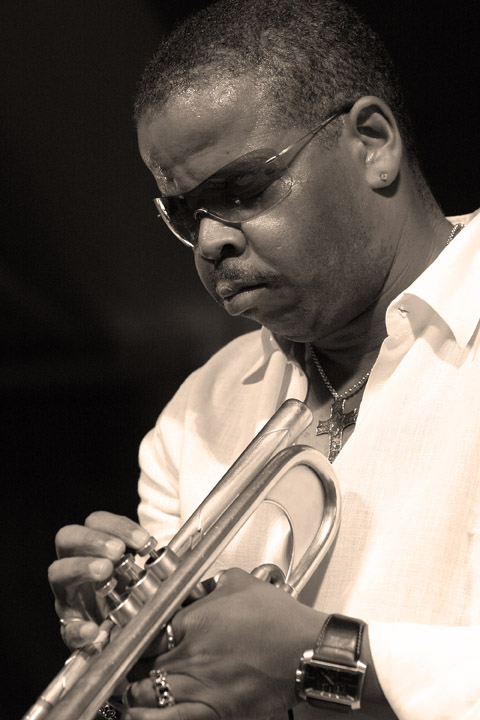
[315,397,358,462]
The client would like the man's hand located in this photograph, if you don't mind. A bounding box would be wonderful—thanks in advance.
[123,568,325,720]
[48,511,151,649]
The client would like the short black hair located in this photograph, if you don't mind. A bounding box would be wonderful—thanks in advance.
[134,0,440,208]
[135,0,414,149]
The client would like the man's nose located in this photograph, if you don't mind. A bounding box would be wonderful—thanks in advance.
[196,215,246,260]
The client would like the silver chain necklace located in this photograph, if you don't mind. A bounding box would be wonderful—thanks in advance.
[308,343,371,462]
[446,222,464,245]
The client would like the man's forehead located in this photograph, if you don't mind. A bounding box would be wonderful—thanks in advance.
[137,79,286,195]
[140,129,220,195]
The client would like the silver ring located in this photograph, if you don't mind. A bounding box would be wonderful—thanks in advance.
[97,701,120,718]
[150,668,175,708]
[166,623,176,651]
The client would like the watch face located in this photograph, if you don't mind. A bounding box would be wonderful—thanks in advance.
[298,658,366,708]
[304,664,362,703]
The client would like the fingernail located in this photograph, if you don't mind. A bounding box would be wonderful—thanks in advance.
[105,538,124,559]
[90,558,111,578]
[131,527,150,548]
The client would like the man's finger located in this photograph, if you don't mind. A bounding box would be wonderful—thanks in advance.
[85,511,151,550]
[125,619,181,682]
[48,556,113,603]
[125,669,194,709]
[60,617,101,649]
[55,524,126,560]
[125,673,217,719]
[123,703,216,720]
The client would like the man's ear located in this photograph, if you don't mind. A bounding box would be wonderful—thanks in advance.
[344,96,402,189]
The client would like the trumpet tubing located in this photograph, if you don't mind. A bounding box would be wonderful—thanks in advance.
[23,399,341,720]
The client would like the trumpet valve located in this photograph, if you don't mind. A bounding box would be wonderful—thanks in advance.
[136,536,158,556]
[251,563,291,592]
[114,553,161,603]
[97,577,143,627]
[114,554,142,585]
[146,546,207,601]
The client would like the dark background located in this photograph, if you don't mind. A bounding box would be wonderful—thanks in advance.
[1,1,478,717]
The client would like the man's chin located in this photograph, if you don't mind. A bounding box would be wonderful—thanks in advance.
[243,311,314,344]
[209,291,316,342]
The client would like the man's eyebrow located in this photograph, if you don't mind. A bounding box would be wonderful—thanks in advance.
[149,163,183,195]
[161,144,279,196]
[148,159,171,182]
[194,160,262,186]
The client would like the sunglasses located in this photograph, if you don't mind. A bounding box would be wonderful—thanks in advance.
[153,106,351,248]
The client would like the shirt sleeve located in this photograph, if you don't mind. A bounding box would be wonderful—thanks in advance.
[137,374,196,547]
[369,622,480,719]
[368,487,480,719]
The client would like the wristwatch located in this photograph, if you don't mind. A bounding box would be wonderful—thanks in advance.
[296,614,367,712]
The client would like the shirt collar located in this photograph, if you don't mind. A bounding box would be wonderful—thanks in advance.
[387,209,480,348]
[240,327,305,383]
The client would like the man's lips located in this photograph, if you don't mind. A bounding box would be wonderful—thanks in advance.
[215,279,266,299]
[215,279,271,316]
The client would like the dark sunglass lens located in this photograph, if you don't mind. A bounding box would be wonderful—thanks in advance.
[223,156,291,220]
[193,151,290,220]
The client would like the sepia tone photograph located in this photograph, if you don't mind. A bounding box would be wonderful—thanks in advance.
[1,1,479,719]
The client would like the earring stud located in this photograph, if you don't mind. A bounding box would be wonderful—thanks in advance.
[380,172,388,182]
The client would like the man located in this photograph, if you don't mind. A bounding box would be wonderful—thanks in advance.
[48,0,480,718]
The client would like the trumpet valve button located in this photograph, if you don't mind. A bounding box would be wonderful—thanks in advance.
[137,536,158,557]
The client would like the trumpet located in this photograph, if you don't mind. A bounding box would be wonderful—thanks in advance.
[23,398,341,720]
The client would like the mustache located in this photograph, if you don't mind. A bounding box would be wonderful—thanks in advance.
[212,266,285,288]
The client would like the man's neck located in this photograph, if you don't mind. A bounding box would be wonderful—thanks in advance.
[309,208,452,393]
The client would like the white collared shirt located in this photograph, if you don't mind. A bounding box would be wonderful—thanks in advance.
[138,210,480,719]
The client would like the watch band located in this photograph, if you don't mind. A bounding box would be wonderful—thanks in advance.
[313,614,365,666]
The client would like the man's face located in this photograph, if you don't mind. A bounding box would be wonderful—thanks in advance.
[138,78,392,344]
